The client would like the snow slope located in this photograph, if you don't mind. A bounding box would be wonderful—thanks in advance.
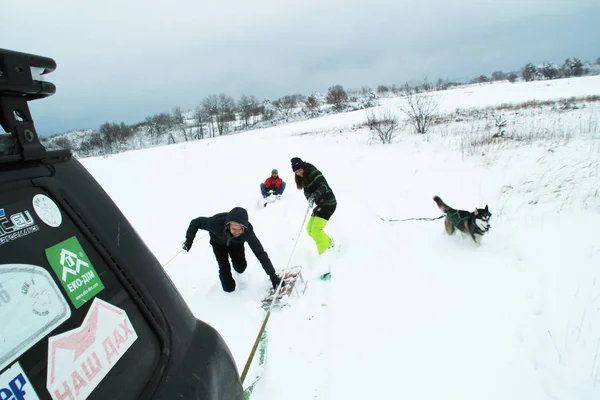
[80,76,600,399]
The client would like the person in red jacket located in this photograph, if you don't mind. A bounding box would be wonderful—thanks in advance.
[260,169,286,199]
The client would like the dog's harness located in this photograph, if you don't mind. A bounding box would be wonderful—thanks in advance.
[449,210,491,233]
[448,210,470,228]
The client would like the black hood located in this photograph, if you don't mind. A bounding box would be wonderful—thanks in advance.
[225,207,249,228]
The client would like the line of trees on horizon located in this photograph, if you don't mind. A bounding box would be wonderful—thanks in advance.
[45,54,600,156]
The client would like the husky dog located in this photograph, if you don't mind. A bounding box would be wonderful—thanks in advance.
[433,195,492,244]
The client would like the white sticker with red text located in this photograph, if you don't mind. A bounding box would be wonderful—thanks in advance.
[46,298,138,400]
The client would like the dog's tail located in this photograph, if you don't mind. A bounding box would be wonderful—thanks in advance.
[433,195,450,213]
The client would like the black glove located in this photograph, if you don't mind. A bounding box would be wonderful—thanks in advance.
[270,273,284,290]
[307,193,317,206]
[182,239,193,252]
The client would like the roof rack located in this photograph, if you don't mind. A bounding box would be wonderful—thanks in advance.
[0,48,57,163]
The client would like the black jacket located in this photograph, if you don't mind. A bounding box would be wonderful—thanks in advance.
[185,207,276,276]
[303,162,337,206]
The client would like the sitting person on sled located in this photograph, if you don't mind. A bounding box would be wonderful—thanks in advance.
[260,169,286,199]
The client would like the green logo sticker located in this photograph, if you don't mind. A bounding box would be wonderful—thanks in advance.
[45,236,105,308]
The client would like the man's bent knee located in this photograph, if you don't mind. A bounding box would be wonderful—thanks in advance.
[232,261,247,274]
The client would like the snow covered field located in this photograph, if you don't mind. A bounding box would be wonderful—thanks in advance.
[80,76,600,399]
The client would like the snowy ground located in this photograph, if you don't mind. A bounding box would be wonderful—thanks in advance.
[80,76,600,399]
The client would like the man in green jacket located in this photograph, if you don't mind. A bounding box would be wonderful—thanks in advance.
[291,157,337,255]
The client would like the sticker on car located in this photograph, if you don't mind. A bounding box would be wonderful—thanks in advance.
[0,264,71,372]
[45,237,105,309]
[0,207,40,247]
[32,194,62,228]
[0,361,40,400]
[46,298,138,400]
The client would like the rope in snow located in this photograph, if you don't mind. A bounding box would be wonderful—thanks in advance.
[240,203,312,384]
[161,233,208,268]
[378,214,445,223]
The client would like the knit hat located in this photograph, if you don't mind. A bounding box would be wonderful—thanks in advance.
[291,157,305,172]
[271,169,278,174]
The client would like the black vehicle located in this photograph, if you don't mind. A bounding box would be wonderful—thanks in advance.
[0,48,245,400]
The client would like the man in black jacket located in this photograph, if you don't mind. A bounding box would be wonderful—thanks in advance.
[182,207,283,292]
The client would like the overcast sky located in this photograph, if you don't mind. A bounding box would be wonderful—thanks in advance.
[3,0,599,135]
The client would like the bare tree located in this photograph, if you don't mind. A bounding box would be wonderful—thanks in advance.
[99,122,118,153]
[250,100,264,123]
[98,122,133,153]
[238,94,259,128]
[435,78,445,91]
[415,79,433,92]
[158,113,176,144]
[273,94,302,119]
[145,116,159,145]
[202,95,219,137]
[216,93,236,135]
[305,95,319,117]
[145,113,172,144]
[172,106,189,141]
[470,75,489,84]
[326,85,348,111]
[521,63,537,81]
[491,71,506,81]
[118,122,134,144]
[52,137,71,149]
[540,62,560,80]
[562,58,584,77]
[192,106,206,140]
[366,109,400,144]
[377,85,389,94]
[400,83,439,134]
[305,96,317,108]
[261,99,276,121]
[79,132,103,155]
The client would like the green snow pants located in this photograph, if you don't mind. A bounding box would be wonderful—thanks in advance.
[306,203,336,255]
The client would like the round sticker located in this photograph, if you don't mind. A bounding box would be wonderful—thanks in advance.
[32,194,62,227]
